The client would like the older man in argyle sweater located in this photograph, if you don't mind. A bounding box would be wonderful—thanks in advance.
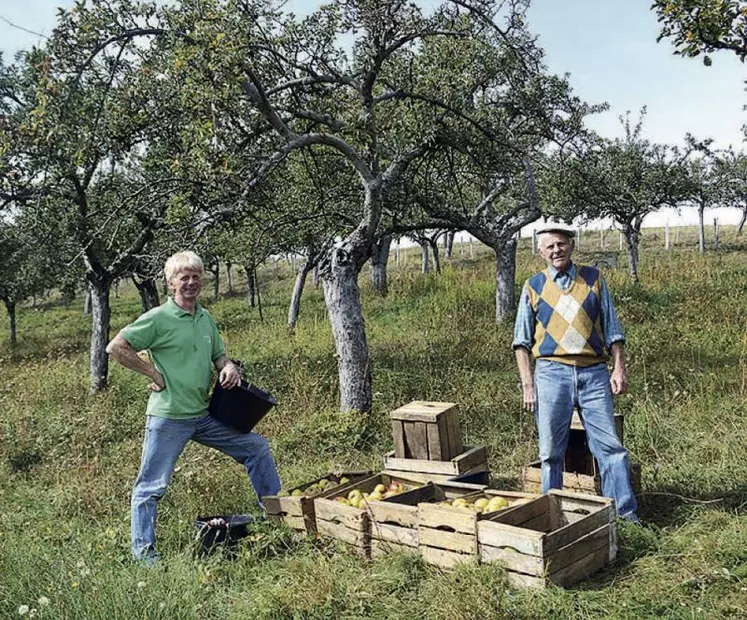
[513,227,639,521]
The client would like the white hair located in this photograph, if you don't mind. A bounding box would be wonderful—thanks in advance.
[164,251,204,281]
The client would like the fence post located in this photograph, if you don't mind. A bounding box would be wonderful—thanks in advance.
[576,228,581,252]
[470,237,474,259]
[531,230,537,254]
[599,228,604,250]
[713,218,719,250]
[619,231,623,251]
[665,221,670,251]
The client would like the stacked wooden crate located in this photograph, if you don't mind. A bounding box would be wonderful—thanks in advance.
[263,471,371,534]
[521,411,641,496]
[478,490,617,589]
[385,401,489,484]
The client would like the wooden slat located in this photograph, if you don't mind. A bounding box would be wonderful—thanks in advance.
[368,500,419,528]
[314,499,368,531]
[408,421,429,460]
[371,539,417,558]
[371,522,419,548]
[392,420,406,459]
[280,515,308,532]
[506,571,547,589]
[385,454,461,475]
[317,520,370,549]
[517,511,553,533]
[446,409,463,459]
[477,521,545,556]
[543,506,614,555]
[452,446,488,472]
[437,415,450,461]
[487,495,550,529]
[418,503,477,534]
[390,402,458,423]
[480,545,545,576]
[545,524,611,575]
[427,420,444,461]
[550,489,614,510]
[420,545,477,569]
[419,527,477,554]
[549,542,609,588]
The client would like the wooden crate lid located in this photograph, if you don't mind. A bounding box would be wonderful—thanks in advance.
[389,401,459,422]
[570,410,623,431]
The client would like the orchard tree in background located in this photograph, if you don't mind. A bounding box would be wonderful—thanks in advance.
[682,151,726,253]
[549,112,690,282]
[715,149,747,235]
[653,0,747,63]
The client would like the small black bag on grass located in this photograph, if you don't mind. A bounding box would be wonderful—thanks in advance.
[194,514,254,558]
[208,380,277,433]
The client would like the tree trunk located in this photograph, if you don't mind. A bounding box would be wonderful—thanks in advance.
[622,224,641,283]
[245,264,256,308]
[132,276,160,312]
[226,260,234,294]
[419,240,430,274]
[288,254,314,332]
[322,250,372,413]
[445,231,455,259]
[369,235,392,295]
[83,289,92,316]
[494,238,518,323]
[429,238,441,274]
[698,204,706,254]
[313,264,320,288]
[737,205,747,235]
[212,258,220,301]
[88,277,111,393]
[3,299,16,347]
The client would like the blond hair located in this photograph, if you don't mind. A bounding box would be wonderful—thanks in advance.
[164,251,204,281]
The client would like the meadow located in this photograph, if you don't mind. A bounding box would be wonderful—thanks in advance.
[1,228,746,619]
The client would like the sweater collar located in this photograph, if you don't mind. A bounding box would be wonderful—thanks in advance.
[548,262,576,281]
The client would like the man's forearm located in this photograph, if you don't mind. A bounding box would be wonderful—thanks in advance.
[107,335,159,381]
[610,342,626,372]
[514,347,534,387]
[214,354,236,371]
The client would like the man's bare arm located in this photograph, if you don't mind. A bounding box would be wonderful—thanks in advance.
[214,354,241,389]
[106,334,164,391]
[514,347,535,412]
[609,342,628,395]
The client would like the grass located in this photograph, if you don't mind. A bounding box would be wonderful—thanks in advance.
[1,227,746,618]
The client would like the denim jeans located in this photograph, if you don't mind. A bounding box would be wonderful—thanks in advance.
[534,359,638,519]
[131,413,281,560]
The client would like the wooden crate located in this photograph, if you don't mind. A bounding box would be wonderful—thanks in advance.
[418,489,536,568]
[478,490,617,589]
[384,445,488,482]
[522,461,642,497]
[262,470,371,534]
[368,481,489,557]
[565,411,624,475]
[390,401,463,461]
[314,473,422,557]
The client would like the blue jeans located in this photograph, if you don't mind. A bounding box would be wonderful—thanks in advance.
[534,360,638,519]
[131,413,281,560]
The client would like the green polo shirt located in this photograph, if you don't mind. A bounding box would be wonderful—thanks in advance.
[120,297,225,419]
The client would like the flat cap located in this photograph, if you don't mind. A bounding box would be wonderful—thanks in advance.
[534,225,576,238]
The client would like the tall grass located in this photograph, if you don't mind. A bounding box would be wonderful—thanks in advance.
[1,229,746,618]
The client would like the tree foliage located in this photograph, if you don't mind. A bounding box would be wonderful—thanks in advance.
[653,0,747,63]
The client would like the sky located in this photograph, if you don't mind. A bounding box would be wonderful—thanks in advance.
[1,0,745,228]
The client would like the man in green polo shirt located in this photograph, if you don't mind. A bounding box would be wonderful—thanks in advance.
[107,250,281,563]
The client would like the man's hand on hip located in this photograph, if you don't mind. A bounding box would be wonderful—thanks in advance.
[148,369,165,392]
[610,367,628,395]
[219,362,241,389]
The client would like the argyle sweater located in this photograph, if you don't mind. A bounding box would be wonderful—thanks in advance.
[525,265,606,367]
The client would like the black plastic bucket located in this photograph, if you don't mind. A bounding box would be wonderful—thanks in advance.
[194,514,254,558]
[208,381,278,433]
